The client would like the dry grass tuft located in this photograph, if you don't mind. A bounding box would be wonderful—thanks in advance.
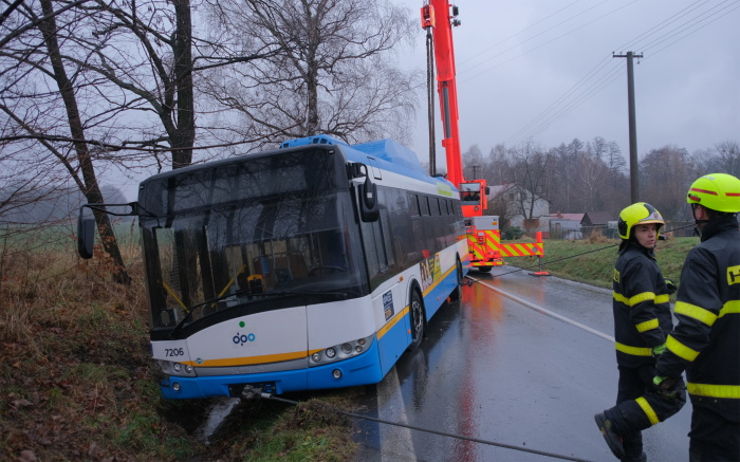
[587,229,609,243]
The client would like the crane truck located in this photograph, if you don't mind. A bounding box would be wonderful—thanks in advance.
[421,0,545,271]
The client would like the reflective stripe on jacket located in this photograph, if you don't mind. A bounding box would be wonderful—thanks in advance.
[655,216,740,422]
[612,243,673,368]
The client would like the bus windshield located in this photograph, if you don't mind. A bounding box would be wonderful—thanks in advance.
[138,149,366,333]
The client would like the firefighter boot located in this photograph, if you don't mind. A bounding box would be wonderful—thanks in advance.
[623,452,647,462]
[621,428,646,462]
[595,412,625,459]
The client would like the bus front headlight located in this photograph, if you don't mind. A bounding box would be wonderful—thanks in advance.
[308,334,374,366]
[156,360,197,377]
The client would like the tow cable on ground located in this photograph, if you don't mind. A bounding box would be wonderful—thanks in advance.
[488,223,696,280]
[242,386,593,462]
[232,225,697,461]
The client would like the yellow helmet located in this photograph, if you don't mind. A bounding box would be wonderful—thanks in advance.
[686,173,740,213]
[617,202,664,240]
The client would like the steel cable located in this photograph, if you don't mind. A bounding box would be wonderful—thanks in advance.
[487,223,697,280]
[260,392,593,462]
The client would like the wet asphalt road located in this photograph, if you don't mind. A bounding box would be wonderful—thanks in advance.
[353,267,691,461]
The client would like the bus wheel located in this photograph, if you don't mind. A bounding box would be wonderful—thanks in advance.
[409,290,426,350]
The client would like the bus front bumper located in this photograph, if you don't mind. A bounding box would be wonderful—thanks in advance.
[159,340,383,399]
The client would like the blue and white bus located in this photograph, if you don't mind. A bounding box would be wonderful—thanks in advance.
[123,135,467,399]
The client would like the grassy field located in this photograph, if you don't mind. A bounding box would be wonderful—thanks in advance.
[504,236,700,288]
[0,233,358,461]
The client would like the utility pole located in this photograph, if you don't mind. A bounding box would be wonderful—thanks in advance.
[613,51,643,203]
[471,164,480,179]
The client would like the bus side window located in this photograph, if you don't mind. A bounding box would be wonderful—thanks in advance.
[411,193,421,217]
[377,188,396,273]
[420,196,430,216]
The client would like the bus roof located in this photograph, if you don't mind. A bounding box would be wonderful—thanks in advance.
[140,135,458,193]
[280,135,457,191]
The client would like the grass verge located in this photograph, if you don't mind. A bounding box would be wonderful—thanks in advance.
[0,240,358,461]
[502,236,700,288]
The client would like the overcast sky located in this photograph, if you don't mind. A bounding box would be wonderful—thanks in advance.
[395,0,740,169]
[112,0,739,200]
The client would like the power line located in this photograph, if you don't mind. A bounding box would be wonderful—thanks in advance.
[641,0,740,54]
[459,0,642,82]
[615,0,713,51]
[650,2,740,56]
[458,0,609,71]
[506,57,616,143]
[508,62,623,144]
[504,0,740,144]
[456,0,584,68]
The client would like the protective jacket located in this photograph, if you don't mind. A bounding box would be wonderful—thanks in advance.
[655,216,740,423]
[612,242,672,368]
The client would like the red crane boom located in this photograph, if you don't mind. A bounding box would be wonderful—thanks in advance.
[421,0,463,187]
[420,0,488,218]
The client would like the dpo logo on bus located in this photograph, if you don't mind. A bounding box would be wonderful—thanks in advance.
[233,321,256,346]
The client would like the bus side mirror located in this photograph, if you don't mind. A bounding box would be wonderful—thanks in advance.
[359,176,379,222]
[485,186,490,195]
[77,207,95,259]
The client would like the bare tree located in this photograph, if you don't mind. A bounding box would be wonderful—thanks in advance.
[61,0,198,169]
[640,145,697,220]
[578,153,607,212]
[510,142,553,220]
[41,0,130,283]
[200,0,417,147]
[484,144,512,187]
[702,141,740,177]
[462,144,483,179]
[0,0,132,283]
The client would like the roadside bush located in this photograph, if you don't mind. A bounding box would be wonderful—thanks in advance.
[502,226,524,240]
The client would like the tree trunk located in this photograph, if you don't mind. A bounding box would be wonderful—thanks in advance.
[172,0,194,169]
[306,66,319,134]
[39,0,130,285]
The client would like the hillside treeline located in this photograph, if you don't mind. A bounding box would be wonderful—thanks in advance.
[462,138,740,221]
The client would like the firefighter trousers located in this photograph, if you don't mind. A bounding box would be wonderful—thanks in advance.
[688,404,740,462]
[604,365,686,461]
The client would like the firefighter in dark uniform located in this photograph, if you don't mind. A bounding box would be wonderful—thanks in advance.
[653,173,740,461]
[595,202,686,461]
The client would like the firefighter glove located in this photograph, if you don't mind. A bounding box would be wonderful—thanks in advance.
[652,343,666,356]
[653,376,683,400]
[665,278,677,294]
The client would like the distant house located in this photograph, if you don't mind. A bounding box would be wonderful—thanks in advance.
[487,183,550,233]
[548,213,585,240]
[581,211,618,238]
[581,211,613,227]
